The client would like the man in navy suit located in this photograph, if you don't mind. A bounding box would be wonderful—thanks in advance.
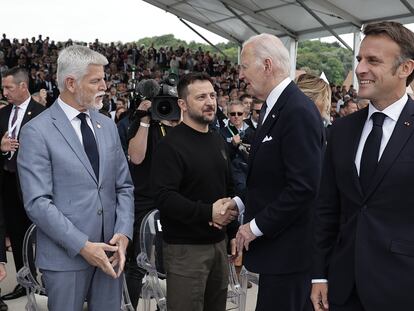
[311,21,414,311]
[233,33,324,311]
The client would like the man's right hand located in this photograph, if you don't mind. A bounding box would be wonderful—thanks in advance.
[212,198,238,226]
[79,241,119,278]
[1,132,19,153]
[310,283,329,311]
[137,100,152,124]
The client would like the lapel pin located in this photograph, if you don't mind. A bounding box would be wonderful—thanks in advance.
[272,114,275,118]
[404,121,411,127]
[96,122,102,129]
[27,111,32,116]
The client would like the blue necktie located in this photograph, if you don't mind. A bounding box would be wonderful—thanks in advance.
[359,112,386,194]
[77,113,99,179]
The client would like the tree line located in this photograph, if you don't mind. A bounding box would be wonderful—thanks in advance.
[136,34,353,85]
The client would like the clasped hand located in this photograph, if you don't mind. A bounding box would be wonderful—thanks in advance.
[79,233,129,278]
[210,197,238,229]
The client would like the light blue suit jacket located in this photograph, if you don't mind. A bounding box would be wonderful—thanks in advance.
[17,101,134,271]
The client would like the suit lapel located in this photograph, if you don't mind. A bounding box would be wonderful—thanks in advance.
[50,102,98,184]
[363,98,414,201]
[247,82,294,179]
[20,99,36,128]
[349,108,368,199]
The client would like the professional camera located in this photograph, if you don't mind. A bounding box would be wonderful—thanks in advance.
[135,74,180,121]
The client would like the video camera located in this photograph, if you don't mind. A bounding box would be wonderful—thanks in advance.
[135,74,180,121]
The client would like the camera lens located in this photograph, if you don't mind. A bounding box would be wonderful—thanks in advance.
[157,100,172,115]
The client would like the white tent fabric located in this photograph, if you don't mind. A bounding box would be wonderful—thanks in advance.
[320,71,329,84]
[142,0,414,45]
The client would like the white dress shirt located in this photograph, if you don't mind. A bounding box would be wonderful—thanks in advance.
[354,94,408,175]
[7,96,30,158]
[57,97,96,145]
[8,96,30,139]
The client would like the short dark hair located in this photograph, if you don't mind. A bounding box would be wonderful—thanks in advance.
[239,93,252,101]
[2,67,29,85]
[116,97,126,106]
[177,72,213,100]
[363,21,414,85]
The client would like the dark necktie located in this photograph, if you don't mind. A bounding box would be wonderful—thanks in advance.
[4,106,20,172]
[359,112,386,194]
[77,113,99,179]
[257,102,268,130]
[10,106,19,139]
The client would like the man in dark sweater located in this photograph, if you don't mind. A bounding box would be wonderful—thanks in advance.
[151,72,239,311]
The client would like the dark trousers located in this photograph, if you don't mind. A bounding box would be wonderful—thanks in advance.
[256,271,312,311]
[330,287,365,311]
[2,170,31,271]
[163,240,229,311]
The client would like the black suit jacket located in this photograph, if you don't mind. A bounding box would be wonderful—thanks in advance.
[0,99,45,170]
[244,118,257,130]
[244,81,324,275]
[313,98,414,310]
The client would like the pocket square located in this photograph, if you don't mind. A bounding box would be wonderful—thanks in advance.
[262,135,273,143]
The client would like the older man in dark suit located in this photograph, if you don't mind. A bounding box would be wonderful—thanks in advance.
[233,33,324,311]
[311,21,414,311]
[0,67,45,300]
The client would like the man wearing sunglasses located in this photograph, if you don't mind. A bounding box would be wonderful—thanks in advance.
[219,101,254,195]
[244,98,264,130]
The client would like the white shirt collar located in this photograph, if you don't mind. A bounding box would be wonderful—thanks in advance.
[264,77,292,120]
[16,96,31,111]
[57,97,91,121]
[367,93,408,122]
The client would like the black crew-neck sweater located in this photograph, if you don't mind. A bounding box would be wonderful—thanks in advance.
[151,122,235,244]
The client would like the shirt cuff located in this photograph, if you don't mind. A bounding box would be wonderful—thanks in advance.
[250,218,263,237]
[232,196,245,214]
[311,279,328,284]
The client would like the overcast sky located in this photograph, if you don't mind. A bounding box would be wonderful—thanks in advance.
[1,0,227,44]
[2,0,414,49]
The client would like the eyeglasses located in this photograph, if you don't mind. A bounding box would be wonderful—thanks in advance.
[229,112,244,117]
[252,109,261,114]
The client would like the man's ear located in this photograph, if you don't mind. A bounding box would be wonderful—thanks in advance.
[399,59,414,81]
[65,76,77,93]
[178,98,187,112]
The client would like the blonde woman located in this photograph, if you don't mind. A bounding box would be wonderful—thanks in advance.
[296,73,332,127]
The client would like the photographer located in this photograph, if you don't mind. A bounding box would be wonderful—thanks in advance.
[125,98,180,309]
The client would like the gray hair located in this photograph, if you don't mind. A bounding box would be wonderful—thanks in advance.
[2,67,29,85]
[57,45,108,91]
[243,33,290,77]
[227,100,244,110]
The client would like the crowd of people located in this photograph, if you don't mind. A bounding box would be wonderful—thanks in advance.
[0,20,413,311]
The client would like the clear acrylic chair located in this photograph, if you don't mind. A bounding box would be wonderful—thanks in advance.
[16,224,134,311]
[136,209,167,311]
[136,209,247,311]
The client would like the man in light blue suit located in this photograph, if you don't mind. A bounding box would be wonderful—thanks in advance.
[17,45,134,311]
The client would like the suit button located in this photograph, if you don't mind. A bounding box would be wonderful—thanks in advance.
[97,209,103,215]
[99,186,103,190]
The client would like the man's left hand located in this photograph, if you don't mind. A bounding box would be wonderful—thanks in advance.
[236,223,257,255]
[108,233,129,277]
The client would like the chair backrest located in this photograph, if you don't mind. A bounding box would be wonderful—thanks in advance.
[17,223,45,295]
[137,209,165,278]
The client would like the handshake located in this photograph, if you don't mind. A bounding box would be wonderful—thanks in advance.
[210,197,239,229]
